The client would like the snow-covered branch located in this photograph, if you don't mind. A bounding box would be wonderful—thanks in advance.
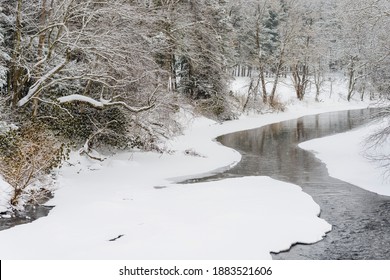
[57,94,155,113]
[17,58,69,107]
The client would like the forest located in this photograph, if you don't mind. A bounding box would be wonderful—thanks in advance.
[0,0,389,209]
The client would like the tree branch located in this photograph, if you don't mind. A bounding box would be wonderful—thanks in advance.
[57,94,155,113]
[17,57,69,107]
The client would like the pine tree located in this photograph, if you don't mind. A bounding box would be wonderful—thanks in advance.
[261,9,280,58]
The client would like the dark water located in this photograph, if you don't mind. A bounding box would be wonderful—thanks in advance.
[186,109,390,259]
[0,205,53,231]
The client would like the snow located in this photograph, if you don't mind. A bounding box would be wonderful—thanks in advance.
[0,174,331,259]
[0,76,375,259]
[0,122,17,213]
[229,74,365,107]
[17,59,68,107]
[0,121,18,133]
[57,94,154,113]
[299,119,390,196]
[0,176,12,213]
[57,94,105,108]
[0,64,7,88]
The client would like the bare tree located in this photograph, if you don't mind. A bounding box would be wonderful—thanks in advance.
[3,1,179,152]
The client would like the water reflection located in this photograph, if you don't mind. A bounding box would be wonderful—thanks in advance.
[215,110,373,182]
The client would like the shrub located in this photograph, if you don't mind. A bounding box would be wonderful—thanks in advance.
[269,95,286,112]
[195,95,237,121]
[0,123,69,207]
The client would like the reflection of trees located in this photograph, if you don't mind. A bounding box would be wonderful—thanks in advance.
[296,120,305,141]
[218,109,375,181]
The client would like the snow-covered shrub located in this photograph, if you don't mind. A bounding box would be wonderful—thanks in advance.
[0,123,69,208]
[269,95,286,112]
[365,113,390,178]
[40,103,129,148]
[0,174,12,213]
[36,93,179,152]
[195,95,237,121]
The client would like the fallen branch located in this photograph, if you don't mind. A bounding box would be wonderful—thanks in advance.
[78,128,107,162]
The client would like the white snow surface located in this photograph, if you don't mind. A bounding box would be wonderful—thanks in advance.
[57,94,105,107]
[0,76,375,259]
[299,119,390,196]
[0,177,12,213]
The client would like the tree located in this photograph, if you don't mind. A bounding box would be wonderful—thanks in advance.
[3,0,178,151]
[335,0,389,101]
[364,0,390,176]
[163,0,232,100]
[0,2,11,92]
[231,0,285,106]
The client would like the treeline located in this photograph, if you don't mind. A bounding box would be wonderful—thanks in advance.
[0,0,389,149]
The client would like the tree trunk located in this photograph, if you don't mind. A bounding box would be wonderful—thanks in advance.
[32,0,48,117]
[347,57,358,102]
[242,79,254,112]
[360,83,366,101]
[10,0,23,107]
[292,64,309,101]
[315,82,320,102]
[259,66,268,104]
[169,53,177,92]
[347,68,355,102]
[269,59,283,105]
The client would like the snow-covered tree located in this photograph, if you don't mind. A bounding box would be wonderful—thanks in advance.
[287,0,319,101]
[0,2,12,92]
[332,0,389,101]
[3,0,179,151]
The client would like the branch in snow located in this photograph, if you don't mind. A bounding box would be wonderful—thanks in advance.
[57,94,155,113]
[17,58,69,107]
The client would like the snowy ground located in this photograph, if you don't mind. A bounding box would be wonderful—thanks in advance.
[229,73,357,106]
[300,118,390,196]
[0,76,380,259]
[0,176,12,213]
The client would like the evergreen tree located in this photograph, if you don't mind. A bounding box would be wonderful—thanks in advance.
[261,9,280,58]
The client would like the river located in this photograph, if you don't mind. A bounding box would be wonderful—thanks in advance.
[186,108,390,259]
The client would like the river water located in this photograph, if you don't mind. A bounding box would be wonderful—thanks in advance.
[186,108,390,259]
[0,205,53,231]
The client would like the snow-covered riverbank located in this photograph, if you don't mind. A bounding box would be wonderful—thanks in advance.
[0,96,373,259]
[300,118,390,196]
